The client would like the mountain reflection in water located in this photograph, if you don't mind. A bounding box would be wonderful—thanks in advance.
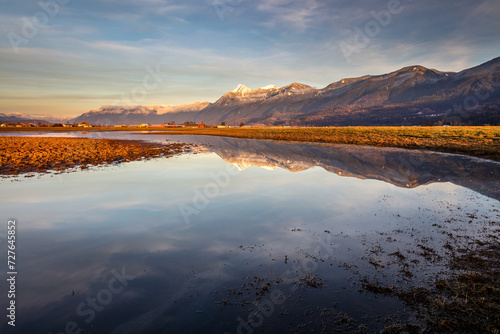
[162,135,500,201]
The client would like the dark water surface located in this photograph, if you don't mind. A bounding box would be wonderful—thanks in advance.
[1,132,499,333]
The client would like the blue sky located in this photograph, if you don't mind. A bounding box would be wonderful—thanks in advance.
[1,0,499,117]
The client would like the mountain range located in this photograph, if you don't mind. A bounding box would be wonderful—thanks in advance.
[72,103,210,126]
[68,57,500,126]
[0,113,58,126]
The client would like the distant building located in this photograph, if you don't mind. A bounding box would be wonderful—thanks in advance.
[139,124,150,128]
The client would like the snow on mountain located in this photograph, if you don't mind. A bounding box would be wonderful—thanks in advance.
[259,85,278,90]
[5,112,71,123]
[231,84,252,94]
[72,102,210,125]
[96,106,154,115]
[152,102,210,114]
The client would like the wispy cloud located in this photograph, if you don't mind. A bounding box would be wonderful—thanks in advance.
[256,0,325,31]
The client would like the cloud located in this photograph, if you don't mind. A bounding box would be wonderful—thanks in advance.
[255,0,326,31]
[84,41,144,53]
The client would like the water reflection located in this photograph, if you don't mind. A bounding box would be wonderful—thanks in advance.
[0,132,498,333]
[4,131,499,201]
[158,134,500,201]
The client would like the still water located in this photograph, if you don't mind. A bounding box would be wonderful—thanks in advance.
[0,132,499,333]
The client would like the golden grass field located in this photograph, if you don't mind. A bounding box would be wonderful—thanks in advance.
[150,126,500,161]
[2,126,499,160]
[0,136,194,176]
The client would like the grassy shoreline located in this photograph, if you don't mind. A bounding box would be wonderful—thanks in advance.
[150,126,500,161]
[1,126,499,161]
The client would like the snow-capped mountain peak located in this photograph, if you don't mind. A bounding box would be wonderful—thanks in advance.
[259,85,278,90]
[232,84,252,94]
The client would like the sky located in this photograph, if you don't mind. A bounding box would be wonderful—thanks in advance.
[0,0,499,118]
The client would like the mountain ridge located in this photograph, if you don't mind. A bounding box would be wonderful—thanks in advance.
[71,57,500,126]
[193,57,499,126]
[72,102,210,125]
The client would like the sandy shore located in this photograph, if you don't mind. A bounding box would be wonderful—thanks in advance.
[0,136,195,176]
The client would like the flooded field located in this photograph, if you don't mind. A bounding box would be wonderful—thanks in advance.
[1,132,499,333]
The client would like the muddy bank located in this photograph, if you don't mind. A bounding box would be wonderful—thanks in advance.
[0,136,195,176]
[210,197,500,334]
